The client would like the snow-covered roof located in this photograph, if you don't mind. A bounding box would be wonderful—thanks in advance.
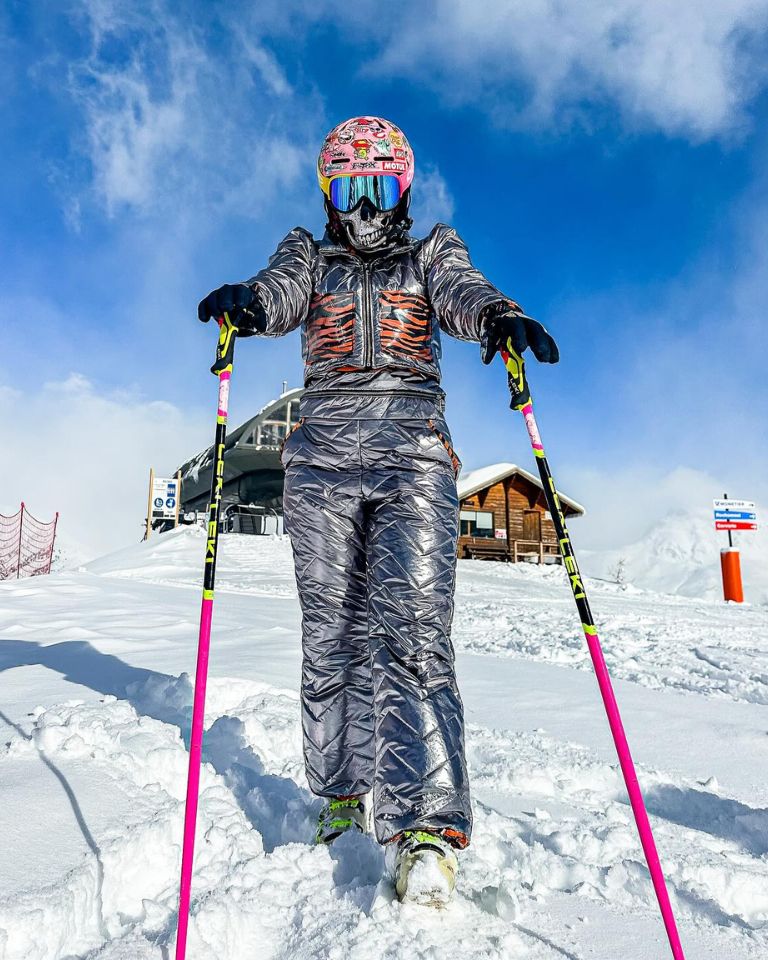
[457,462,585,516]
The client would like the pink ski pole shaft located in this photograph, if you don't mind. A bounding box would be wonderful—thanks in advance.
[175,314,237,960]
[500,345,686,959]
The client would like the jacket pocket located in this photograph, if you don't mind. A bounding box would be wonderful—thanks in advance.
[305,292,356,364]
[379,290,433,362]
[280,417,305,463]
[428,419,462,478]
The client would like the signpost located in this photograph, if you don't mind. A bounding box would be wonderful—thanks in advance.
[713,495,758,603]
[145,469,182,539]
[715,520,758,531]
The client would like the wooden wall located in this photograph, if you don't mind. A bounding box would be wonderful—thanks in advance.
[458,473,576,561]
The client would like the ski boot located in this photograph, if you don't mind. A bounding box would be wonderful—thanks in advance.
[315,794,369,845]
[387,830,460,907]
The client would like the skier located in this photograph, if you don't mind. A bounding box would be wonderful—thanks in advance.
[198,116,558,905]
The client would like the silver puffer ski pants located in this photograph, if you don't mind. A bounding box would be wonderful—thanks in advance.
[281,392,471,845]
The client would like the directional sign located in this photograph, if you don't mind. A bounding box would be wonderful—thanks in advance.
[716,521,758,531]
[714,510,756,521]
[151,477,180,520]
[713,498,754,511]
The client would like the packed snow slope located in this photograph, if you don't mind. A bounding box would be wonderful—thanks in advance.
[1,527,767,960]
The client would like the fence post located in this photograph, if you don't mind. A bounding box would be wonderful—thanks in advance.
[174,470,182,528]
[16,502,24,579]
[46,512,59,575]
[145,468,154,541]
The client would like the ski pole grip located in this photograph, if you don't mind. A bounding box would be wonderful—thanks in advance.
[500,340,531,409]
[210,312,239,376]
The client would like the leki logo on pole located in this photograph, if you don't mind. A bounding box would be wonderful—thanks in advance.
[503,340,526,400]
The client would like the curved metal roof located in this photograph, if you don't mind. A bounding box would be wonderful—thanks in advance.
[221,386,304,450]
[177,387,304,507]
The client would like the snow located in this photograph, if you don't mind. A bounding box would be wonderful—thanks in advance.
[580,507,768,605]
[1,526,767,958]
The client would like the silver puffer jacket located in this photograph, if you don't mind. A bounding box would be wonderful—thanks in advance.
[247,223,515,385]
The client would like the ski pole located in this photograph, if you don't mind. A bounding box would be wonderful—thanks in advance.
[499,344,686,960]
[175,313,238,960]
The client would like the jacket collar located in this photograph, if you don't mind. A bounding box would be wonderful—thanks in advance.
[317,229,418,260]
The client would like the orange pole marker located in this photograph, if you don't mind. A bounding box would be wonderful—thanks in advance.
[720,548,744,603]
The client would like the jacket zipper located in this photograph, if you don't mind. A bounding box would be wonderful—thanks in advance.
[304,388,440,401]
[361,260,373,367]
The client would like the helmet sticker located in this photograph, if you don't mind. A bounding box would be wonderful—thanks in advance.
[317,116,415,199]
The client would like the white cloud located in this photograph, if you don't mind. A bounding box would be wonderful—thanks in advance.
[566,465,736,550]
[241,39,293,97]
[66,0,320,219]
[409,165,456,233]
[359,0,768,138]
[0,374,208,561]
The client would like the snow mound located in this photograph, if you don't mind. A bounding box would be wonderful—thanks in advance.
[3,679,766,958]
[1,526,767,958]
[453,553,768,705]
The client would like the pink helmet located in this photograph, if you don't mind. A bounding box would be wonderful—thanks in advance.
[317,116,415,199]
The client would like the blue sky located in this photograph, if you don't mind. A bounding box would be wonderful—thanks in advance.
[2,0,768,556]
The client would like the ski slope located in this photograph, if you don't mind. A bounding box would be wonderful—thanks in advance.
[1,527,766,959]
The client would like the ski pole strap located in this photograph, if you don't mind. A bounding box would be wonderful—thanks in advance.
[210,311,239,375]
[500,341,531,409]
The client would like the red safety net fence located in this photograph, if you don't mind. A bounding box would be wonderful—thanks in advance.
[0,503,59,580]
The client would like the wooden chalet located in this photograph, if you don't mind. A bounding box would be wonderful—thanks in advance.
[457,463,584,563]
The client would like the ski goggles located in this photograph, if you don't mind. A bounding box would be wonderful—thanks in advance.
[328,174,402,212]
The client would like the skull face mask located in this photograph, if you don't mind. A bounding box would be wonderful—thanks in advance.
[334,195,400,251]
[325,174,411,252]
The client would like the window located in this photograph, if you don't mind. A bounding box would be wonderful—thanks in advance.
[260,422,287,447]
[460,510,494,538]
[241,398,302,448]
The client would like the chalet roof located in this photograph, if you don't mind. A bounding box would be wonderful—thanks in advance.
[457,462,586,516]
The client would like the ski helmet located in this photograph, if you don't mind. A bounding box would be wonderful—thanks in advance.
[317,116,415,250]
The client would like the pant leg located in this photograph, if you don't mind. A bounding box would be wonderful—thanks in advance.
[283,461,375,797]
[363,454,471,845]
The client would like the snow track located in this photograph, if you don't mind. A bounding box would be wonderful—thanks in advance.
[453,560,768,704]
[1,529,767,958]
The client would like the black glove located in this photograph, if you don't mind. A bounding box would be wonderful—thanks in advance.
[480,303,559,366]
[197,283,267,334]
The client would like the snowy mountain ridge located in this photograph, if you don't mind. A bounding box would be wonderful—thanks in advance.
[580,506,768,604]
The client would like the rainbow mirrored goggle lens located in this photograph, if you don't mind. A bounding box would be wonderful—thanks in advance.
[329,174,402,212]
